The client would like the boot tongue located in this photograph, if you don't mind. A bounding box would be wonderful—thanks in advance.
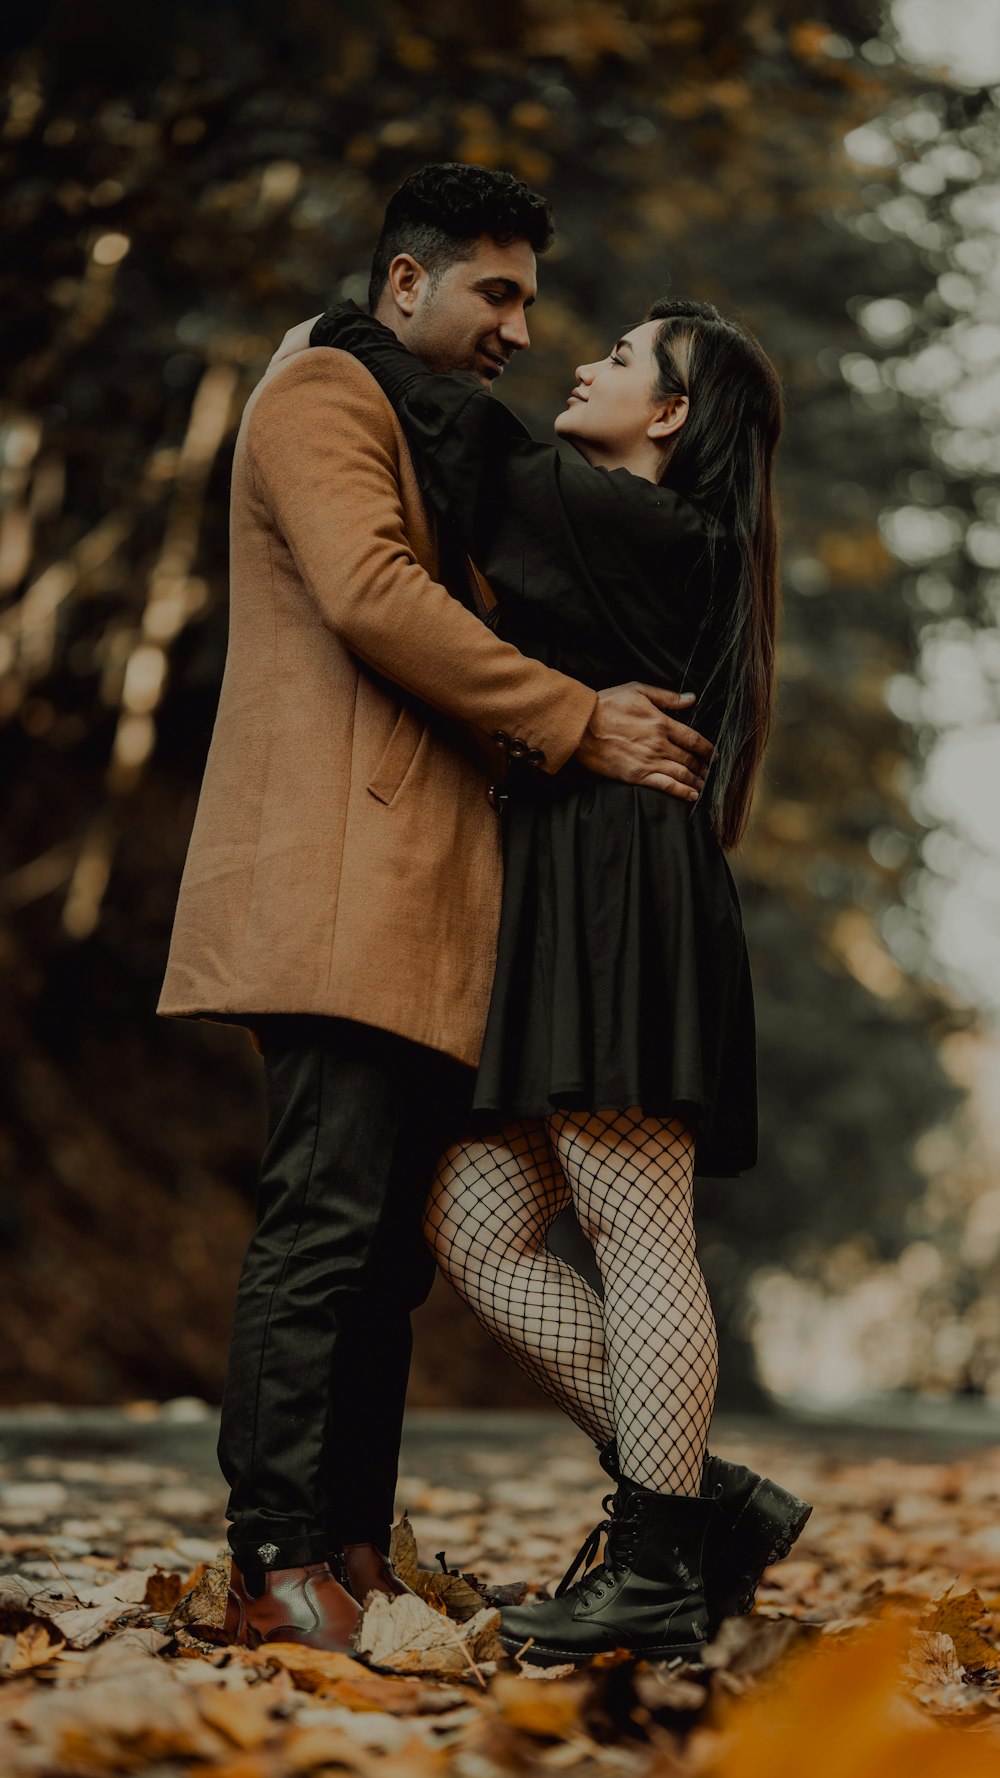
[573,1494,643,1605]
[605,1492,643,1574]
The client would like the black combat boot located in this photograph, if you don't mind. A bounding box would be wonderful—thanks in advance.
[498,1476,715,1667]
[595,1437,812,1636]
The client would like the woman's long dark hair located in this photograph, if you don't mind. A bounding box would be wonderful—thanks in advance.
[646,297,783,852]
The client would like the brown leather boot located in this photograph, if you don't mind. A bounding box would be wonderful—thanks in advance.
[224,1557,363,1651]
[335,1542,417,1606]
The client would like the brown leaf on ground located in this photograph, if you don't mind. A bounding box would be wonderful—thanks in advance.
[8,1639,226,1767]
[920,1587,1000,1672]
[354,1589,504,1679]
[388,1514,423,1589]
[480,1579,530,1607]
[487,1669,592,1739]
[42,1566,151,1610]
[903,1628,971,1707]
[167,1548,230,1632]
[0,1618,66,1677]
[43,1567,153,1647]
[89,1625,173,1662]
[390,1514,489,1623]
[236,1640,464,1714]
[13,1424,1000,1771]
[0,1578,68,1679]
[170,1624,237,1658]
[85,1628,195,1676]
[196,1679,289,1749]
[281,1720,445,1775]
[143,1568,185,1611]
[47,1600,143,1647]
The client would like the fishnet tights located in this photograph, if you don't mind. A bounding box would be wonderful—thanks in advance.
[424,1109,718,1495]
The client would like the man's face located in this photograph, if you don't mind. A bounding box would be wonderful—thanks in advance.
[380,236,538,386]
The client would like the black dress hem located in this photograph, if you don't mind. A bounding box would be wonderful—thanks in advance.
[465,1089,754,1180]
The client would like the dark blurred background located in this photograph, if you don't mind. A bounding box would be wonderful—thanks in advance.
[2,0,999,1418]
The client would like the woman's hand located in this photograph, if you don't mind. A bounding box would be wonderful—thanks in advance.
[269,316,323,366]
[574,683,713,801]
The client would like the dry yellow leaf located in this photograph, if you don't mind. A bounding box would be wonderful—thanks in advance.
[921,1589,1000,1671]
[1,1619,65,1676]
[711,1618,1000,1778]
[142,1568,184,1612]
[282,1720,447,1774]
[390,1514,485,1623]
[196,1681,284,1749]
[488,1670,586,1738]
[239,1640,447,1713]
[19,1659,226,1766]
[388,1514,423,1588]
[355,1590,503,1678]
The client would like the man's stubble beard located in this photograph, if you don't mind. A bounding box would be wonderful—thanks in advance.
[409,325,487,382]
[374,300,497,386]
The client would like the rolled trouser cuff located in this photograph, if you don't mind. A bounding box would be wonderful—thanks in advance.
[228,1524,332,1572]
[325,1520,393,1557]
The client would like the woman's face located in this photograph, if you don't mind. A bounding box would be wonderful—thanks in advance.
[553,319,686,474]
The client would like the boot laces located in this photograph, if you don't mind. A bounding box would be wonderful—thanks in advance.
[554,1490,642,1605]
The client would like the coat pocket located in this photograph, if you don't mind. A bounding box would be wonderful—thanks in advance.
[366,705,425,806]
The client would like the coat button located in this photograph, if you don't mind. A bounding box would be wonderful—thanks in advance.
[486,783,508,812]
[527,747,546,766]
[491,730,512,749]
[508,738,529,759]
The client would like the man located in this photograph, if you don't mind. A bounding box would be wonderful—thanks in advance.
[158,163,714,1653]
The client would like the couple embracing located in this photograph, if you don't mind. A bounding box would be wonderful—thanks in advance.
[158,161,812,1668]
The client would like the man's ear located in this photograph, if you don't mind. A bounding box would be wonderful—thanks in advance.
[386,253,428,318]
[648,395,689,441]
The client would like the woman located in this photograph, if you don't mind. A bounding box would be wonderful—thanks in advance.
[307,295,807,1665]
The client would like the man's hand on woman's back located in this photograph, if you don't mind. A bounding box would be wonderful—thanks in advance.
[575,683,713,802]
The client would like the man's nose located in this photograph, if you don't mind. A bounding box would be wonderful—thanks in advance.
[499,309,531,352]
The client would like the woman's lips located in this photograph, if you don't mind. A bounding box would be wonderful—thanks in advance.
[567,390,587,403]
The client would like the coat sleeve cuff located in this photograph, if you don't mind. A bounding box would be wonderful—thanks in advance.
[534,681,598,774]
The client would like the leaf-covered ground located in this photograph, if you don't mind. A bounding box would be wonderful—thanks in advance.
[3,1404,1000,1774]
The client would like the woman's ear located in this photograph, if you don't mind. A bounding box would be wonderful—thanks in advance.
[386,253,426,318]
[648,395,689,441]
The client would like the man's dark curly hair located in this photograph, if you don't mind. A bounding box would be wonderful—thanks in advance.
[367,162,554,312]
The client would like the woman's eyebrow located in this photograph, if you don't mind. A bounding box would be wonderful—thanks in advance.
[613,338,633,354]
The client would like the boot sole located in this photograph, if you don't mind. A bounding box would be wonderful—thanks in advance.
[498,1630,707,1668]
[707,1478,813,1630]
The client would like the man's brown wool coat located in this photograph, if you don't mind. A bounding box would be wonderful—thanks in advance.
[157,346,597,1066]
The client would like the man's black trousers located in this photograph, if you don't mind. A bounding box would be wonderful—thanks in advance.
[217,1014,474,1572]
